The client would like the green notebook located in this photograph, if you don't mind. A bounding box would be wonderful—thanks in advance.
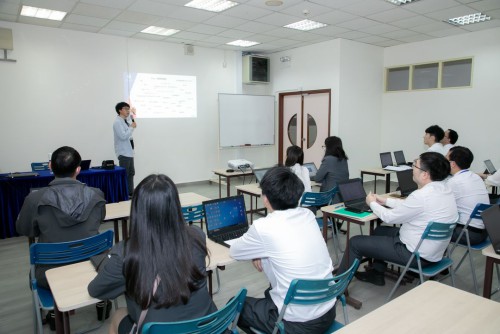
[334,207,372,218]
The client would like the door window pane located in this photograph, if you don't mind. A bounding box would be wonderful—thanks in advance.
[442,59,472,88]
[413,63,438,89]
[307,114,317,149]
[386,67,409,91]
[287,115,297,146]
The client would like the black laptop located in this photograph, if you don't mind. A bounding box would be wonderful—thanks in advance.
[380,152,394,168]
[394,150,412,167]
[395,169,417,198]
[481,205,500,254]
[303,162,318,181]
[203,195,249,247]
[80,159,91,171]
[253,167,271,184]
[337,178,371,213]
[484,160,497,175]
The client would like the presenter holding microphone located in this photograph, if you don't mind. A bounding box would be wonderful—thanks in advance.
[113,102,137,197]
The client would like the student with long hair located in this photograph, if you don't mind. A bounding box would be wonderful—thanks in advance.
[88,174,216,334]
[315,136,349,200]
[285,145,312,192]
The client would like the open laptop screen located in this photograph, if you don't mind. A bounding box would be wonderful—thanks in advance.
[203,195,248,233]
[338,178,367,202]
[303,162,318,178]
[394,151,407,166]
[484,160,497,174]
[253,168,271,184]
[396,169,417,197]
[380,152,393,168]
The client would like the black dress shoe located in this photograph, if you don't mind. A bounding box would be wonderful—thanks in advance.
[355,270,385,286]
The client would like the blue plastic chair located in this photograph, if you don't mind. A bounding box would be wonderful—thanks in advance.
[31,162,49,171]
[252,259,359,334]
[30,230,114,334]
[182,204,205,230]
[450,203,492,295]
[386,222,457,302]
[142,288,247,334]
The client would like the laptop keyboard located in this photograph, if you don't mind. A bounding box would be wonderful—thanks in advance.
[211,228,248,245]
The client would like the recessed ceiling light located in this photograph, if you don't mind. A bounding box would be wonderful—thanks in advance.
[385,0,420,5]
[226,40,260,47]
[185,0,238,13]
[20,5,66,21]
[141,26,179,36]
[446,13,491,26]
[284,19,327,31]
[265,0,283,6]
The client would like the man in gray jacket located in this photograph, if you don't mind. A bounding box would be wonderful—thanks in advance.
[16,146,106,289]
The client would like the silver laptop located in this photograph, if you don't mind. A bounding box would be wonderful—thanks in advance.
[303,162,318,181]
[253,167,271,184]
[484,160,497,175]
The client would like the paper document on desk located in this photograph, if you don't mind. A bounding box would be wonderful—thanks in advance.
[384,165,412,172]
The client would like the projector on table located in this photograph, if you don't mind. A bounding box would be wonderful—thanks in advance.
[228,159,254,170]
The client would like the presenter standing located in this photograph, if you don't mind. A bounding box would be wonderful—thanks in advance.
[114,102,136,197]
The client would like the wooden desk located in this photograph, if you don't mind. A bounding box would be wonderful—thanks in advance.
[360,168,392,194]
[213,169,254,198]
[336,281,500,334]
[482,244,500,298]
[46,241,233,334]
[104,192,211,243]
[235,183,267,224]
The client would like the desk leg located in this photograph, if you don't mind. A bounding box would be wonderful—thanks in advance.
[54,303,70,334]
[207,269,213,296]
[218,175,222,198]
[483,257,495,299]
[322,214,328,243]
[121,219,128,240]
[250,195,254,224]
[226,176,231,197]
[385,174,391,193]
[113,220,119,243]
[344,220,364,309]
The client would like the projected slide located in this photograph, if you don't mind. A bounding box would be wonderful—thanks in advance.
[127,73,197,118]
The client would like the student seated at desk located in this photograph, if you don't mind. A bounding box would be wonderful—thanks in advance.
[285,145,311,193]
[88,174,216,334]
[315,136,349,203]
[336,152,458,286]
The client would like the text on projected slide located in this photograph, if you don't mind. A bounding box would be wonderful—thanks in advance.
[128,73,197,118]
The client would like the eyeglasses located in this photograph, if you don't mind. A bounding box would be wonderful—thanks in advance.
[412,159,427,172]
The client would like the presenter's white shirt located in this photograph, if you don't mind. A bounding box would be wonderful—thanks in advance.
[289,164,312,193]
[370,181,458,262]
[485,172,500,187]
[230,207,334,322]
[446,170,489,229]
[427,143,446,155]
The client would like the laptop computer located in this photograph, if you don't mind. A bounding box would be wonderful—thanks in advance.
[380,152,394,168]
[484,160,497,175]
[303,162,318,181]
[80,160,91,171]
[253,167,271,184]
[481,205,500,254]
[394,150,412,166]
[203,195,249,247]
[391,169,417,198]
[337,178,371,213]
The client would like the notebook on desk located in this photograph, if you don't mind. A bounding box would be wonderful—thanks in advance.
[481,205,500,254]
[394,150,412,167]
[80,160,91,171]
[484,160,497,175]
[203,195,249,248]
[380,152,394,168]
[303,162,318,181]
[337,178,371,213]
[390,169,418,198]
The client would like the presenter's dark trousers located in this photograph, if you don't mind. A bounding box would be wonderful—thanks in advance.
[118,155,135,197]
[237,287,336,334]
[336,226,433,275]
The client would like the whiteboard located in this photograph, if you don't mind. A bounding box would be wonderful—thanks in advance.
[219,94,275,147]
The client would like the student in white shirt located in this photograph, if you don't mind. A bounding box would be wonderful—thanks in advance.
[336,152,458,286]
[446,146,489,245]
[479,171,500,187]
[441,128,458,155]
[284,145,312,193]
[424,125,446,155]
[230,166,336,334]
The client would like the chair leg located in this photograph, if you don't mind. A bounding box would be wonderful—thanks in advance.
[386,264,411,303]
[32,295,43,334]
[450,265,456,287]
[453,249,469,273]
[212,267,222,295]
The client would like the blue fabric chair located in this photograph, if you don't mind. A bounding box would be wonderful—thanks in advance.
[30,230,114,334]
[386,222,457,302]
[142,288,247,334]
[31,162,49,171]
[450,203,492,295]
[253,259,359,334]
[182,204,205,230]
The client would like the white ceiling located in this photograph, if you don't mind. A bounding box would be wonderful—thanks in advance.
[1,0,500,53]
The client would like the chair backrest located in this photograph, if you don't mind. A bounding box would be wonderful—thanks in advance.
[274,259,360,334]
[31,162,49,172]
[29,230,114,266]
[421,221,456,241]
[299,187,338,207]
[181,204,204,222]
[468,203,492,222]
[142,288,247,334]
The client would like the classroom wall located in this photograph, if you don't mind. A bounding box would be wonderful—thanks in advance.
[0,22,276,184]
[270,39,384,177]
[382,27,500,172]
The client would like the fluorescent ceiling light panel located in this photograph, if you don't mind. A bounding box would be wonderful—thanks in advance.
[185,0,239,13]
[446,13,491,26]
[284,19,327,31]
[226,40,260,47]
[385,0,420,5]
[20,5,66,21]
[141,26,179,36]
